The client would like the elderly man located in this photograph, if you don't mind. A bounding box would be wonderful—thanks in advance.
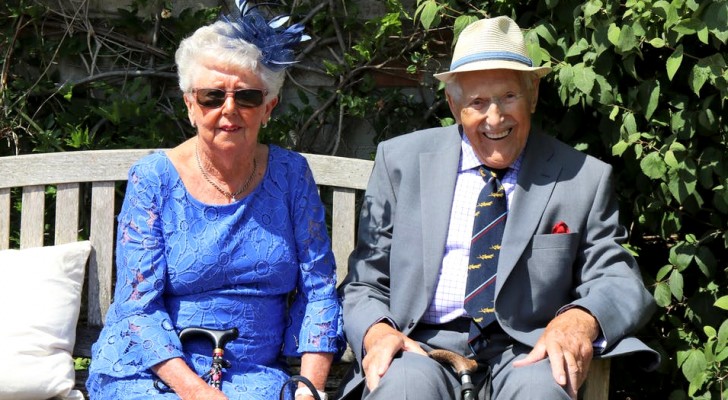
[337,16,658,400]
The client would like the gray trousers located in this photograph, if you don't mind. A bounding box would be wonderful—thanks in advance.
[361,326,571,400]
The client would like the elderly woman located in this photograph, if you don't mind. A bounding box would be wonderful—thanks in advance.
[87,5,343,400]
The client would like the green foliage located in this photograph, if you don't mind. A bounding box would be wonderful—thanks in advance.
[74,357,91,371]
[412,0,727,398]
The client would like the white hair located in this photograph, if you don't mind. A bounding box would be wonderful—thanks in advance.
[175,20,285,101]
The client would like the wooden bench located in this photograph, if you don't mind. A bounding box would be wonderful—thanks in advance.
[0,149,609,399]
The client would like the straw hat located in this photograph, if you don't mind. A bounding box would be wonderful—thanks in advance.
[434,16,551,83]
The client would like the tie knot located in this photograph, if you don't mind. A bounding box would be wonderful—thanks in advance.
[479,165,507,181]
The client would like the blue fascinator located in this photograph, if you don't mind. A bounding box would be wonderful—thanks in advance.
[220,0,311,71]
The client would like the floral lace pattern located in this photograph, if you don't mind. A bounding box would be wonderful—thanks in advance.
[87,146,344,399]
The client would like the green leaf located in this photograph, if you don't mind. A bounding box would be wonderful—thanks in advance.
[640,152,667,179]
[669,141,686,152]
[439,117,455,127]
[697,26,709,44]
[667,168,697,205]
[681,349,707,382]
[666,45,683,81]
[609,105,619,121]
[641,80,660,120]
[716,296,728,310]
[664,150,679,168]
[622,112,637,135]
[616,24,638,53]
[74,357,91,371]
[673,19,702,35]
[718,319,728,348]
[607,23,620,46]
[704,326,717,339]
[716,347,728,363]
[704,1,728,43]
[648,37,666,48]
[533,23,557,45]
[669,242,696,271]
[695,246,716,277]
[558,64,574,87]
[687,371,707,396]
[688,64,710,96]
[656,264,673,281]
[572,63,596,95]
[415,0,439,30]
[668,269,684,300]
[583,0,603,19]
[654,282,672,307]
[525,31,546,67]
[612,140,629,156]
[566,38,589,59]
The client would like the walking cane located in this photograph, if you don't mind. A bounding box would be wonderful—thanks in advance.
[154,326,239,392]
[429,349,480,400]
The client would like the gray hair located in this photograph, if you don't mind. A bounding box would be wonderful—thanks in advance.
[175,20,285,101]
[445,70,538,107]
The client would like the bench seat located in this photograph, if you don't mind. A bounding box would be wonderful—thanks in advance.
[0,149,609,399]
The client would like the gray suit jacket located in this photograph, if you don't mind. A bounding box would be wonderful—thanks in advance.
[339,125,657,396]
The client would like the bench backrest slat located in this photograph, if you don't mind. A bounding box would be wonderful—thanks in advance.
[88,182,116,326]
[55,183,81,245]
[20,185,46,249]
[331,188,357,281]
[0,188,9,250]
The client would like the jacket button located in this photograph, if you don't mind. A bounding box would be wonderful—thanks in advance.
[407,320,415,329]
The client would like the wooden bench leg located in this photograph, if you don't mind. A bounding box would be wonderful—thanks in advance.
[581,358,610,400]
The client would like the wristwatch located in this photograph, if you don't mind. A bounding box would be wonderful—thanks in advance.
[294,386,328,400]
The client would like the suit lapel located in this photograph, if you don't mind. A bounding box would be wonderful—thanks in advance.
[420,127,462,298]
[496,133,561,294]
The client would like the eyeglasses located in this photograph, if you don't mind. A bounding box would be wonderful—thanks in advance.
[192,88,268,109]
[468,92,525,111]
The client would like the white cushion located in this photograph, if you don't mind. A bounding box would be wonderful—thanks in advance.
[0,241,91,400]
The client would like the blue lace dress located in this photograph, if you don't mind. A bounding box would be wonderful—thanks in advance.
[87,146,344,399]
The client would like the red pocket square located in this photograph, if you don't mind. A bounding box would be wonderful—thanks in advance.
[552,221,570,234]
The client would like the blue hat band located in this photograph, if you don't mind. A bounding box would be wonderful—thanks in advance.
[450,51,533,71]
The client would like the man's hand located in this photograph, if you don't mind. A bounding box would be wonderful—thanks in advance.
[512,307,599,399]
[361,322,428,391]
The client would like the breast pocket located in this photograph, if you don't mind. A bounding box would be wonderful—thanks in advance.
[523,232,581,300]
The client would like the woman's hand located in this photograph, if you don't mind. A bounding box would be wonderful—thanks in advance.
[185,385,229,400]
[152,358,229,400]
[298,352,334,400]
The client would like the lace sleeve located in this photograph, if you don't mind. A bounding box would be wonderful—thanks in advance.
[90,159,183,377]
[282,159,345,358]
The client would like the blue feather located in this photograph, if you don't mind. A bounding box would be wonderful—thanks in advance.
[219,1,310,71]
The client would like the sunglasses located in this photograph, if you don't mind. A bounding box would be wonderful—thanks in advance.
[192,88,268,109]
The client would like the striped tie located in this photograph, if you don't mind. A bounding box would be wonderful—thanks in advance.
[464,166,507,349]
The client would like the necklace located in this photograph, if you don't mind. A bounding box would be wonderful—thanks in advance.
[195,141,257,202]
